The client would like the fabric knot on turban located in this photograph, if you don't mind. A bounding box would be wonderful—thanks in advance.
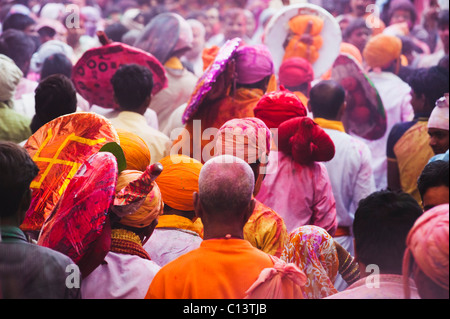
[254,90,307,129]
[156,155,203,211]
[363,34,402,69]
[403,204,449,298]
[117,129,151,171]
[278,117,335,165]
[235,45,274,85]
[115,169,164,228]
[278,57,314,88]
[216,117,271,165]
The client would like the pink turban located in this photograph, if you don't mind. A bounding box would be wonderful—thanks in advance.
[254,90,307,129]
[234,45,274,85]
[215,117,271,165]
[278,117,335,165]
[428,95,449,131]
[278,57,314,88]
[403,204,449,298]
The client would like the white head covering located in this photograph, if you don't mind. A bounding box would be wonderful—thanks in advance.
[30,40,74,74]
[0,54,23,107]
[428,94,449,131]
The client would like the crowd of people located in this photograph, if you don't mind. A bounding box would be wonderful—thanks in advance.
[0,0,449,301]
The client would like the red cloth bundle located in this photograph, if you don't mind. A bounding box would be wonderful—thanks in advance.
[278,117,335,165]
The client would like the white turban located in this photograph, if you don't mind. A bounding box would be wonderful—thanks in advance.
[0,54,23,106]
[428,95,449,131]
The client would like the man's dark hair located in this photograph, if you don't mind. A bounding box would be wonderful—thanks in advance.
[31,74,77,133]
[353,190,423,275]
[417,160,449,201]
[0,142,39,218]
[2,13,36,32]
[110,64,153,110]
[104,22,130,42]
[438,9,449,30]
[40,53,73,80]
[309,80,346,119]
[407,66,449,114]
[0,28,36,74]
[343,17,370,41]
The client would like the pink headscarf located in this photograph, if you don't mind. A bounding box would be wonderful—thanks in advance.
[234,45,274,85]
[215,117,271,166]
[403,204,449,298]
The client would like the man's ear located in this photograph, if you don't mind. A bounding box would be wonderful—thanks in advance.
[18,189,32,225]
[193,192,203,220]
[243,198,256,224]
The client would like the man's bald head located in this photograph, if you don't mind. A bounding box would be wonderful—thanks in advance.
[198,155,255,218]
[309,80,346,120]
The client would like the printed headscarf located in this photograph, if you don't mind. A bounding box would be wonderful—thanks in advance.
[156,155,203,211]
[254,90,307,129]
[281,225,339,299]
[115,169,163,228]
[215,117,271,166]
[403,204,449,298]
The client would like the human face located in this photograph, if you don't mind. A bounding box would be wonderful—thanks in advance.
[428,128,449,155]
[348,27,371,52]
[438,24,449,54]
[390,9,413,29]
[422,185,449,212]
[224,14,246,41]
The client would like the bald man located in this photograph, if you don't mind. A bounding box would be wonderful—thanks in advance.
[145,155,274,299]
[309,80,376,291]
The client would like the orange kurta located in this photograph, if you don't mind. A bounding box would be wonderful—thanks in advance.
[146,239,274,299]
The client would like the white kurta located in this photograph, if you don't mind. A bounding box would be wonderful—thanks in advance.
[81,252,161,299]
[144,228,202,267]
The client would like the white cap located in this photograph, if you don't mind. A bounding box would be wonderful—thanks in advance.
[428,94,449,131]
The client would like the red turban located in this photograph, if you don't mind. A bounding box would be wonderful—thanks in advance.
[278,57,314,89]
[277,117,335,165]
[254,90,307,129]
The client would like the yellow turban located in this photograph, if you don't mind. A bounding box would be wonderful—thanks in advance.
[115,170,163,228]
[156,155,203,211]
[363,34,402,69]
[117,129,151,171]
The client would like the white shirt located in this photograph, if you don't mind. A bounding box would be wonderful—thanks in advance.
[352,71,414,190]
[322,128,376,228]
[81,251,160,299]
[144,228,202,267]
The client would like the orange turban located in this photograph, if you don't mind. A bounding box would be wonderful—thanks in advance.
[156,155,203,211]
[115,170,163,228]
[283,15,324,64]
[363,34,402,69]
[117,129,151,171]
